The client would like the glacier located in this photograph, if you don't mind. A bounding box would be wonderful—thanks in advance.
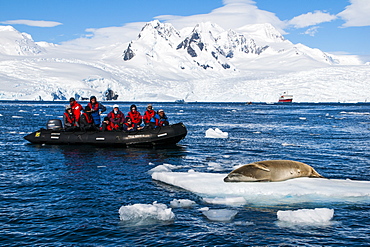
[0,21,369,102]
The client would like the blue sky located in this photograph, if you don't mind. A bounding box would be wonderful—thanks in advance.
[1,0,369,55]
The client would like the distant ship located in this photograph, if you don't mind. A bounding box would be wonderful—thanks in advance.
[278,92,293,103]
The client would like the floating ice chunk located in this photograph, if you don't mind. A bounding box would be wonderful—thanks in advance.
[148,163,178,174]
[207,162,224,171]
[299,117,307,120]
[282,143,296,146]
[118,202,175,226]
[234,221,255,226]
[277,208,334,224]
[203,197,247,206]
[202,209,238,222]
[170,199,196,208]
[205,128,228,138]
[12,116,23,118]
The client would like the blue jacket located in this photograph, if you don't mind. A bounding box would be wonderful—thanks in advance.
[150,114,169,127]
[87,102,106,125]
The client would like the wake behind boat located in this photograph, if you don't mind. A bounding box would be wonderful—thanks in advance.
[24,120,187,147]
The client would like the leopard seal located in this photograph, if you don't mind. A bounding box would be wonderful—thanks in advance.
[224,160,324,182]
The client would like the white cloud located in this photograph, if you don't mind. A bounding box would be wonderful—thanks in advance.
[0,19,62,27]
[337,0,370,27]
[288,11,337,28]
[62,22,145,48]
[62,0,287,49]
[303,26,320,36]
[155,0,286,33]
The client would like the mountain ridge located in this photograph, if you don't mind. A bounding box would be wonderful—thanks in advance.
[0,21,368,102]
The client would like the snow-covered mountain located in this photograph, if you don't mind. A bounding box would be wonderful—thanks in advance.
[122,21,334,72]
[0,21,368,102]
[0,26,46,56]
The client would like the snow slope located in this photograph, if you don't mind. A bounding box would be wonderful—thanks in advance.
[0,21,369,102]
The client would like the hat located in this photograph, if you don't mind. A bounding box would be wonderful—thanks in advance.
[90,96,96,101]
[147,104,152,108]
[104,117,109,121]
[65,105,71,110]
[69,97,75,102]
[113,104,119,109]
[130,104,137,110]
[125,117,132,121]
[84,106,91,112]
[158,109,164,113]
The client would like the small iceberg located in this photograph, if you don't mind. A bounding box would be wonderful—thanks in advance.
[201,208,238,222]
[148,163,179,174]
[277,208,334,224]
[170,199,196,208]
[205,128,228,138]
[118,202,175,226]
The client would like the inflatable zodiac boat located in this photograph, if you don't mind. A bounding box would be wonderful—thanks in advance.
[24,119,187,147]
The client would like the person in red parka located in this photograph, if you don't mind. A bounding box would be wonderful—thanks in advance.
[143,104,156,125]
[107,104,125,129]
[127,104,142,125]
[69,97,83,127]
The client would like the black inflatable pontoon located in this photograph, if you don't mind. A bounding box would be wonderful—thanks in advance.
[24,119,187,147]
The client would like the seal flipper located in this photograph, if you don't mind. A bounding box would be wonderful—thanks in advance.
[251,163,271,172]
[310,167,325,178]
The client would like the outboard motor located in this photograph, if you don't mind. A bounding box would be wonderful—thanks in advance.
[47,119,63,130]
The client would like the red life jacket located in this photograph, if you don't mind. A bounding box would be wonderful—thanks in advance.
[143,109,156,123]
[127,111,142,124]
[64,112,76,125]
[82,113,93,124]
[88,102,99,112]
[107,111,124,123]
[100,121,116,131]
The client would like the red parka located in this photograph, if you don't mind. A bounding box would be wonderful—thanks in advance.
[143,109,156,124]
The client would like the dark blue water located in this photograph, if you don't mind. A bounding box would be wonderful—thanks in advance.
[1,102,369,246]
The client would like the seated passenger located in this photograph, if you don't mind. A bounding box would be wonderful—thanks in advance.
[143,104,156,125]
[80,106,97,131]
[150,109,169,128]
[63,105,79,131]
[107,104,124,129]
[122,117,143,132]
[69,97,83,126]
[127,104,142,125]
[101,117,117,131]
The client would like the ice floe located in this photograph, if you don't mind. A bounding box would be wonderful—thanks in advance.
[152,171,370,205]
[277,208,334,224]
[205,128,229,138]
[170,199,196,208]
[200,208,238,222]
[118,202,175,226]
